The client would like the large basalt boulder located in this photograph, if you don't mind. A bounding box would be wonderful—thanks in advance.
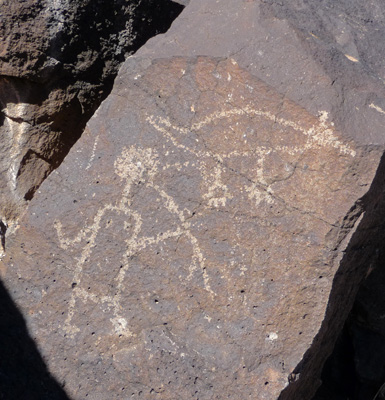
[3,0,385,399]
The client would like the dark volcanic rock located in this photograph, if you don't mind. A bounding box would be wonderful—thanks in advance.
[0,0,184,226]
[313,244,385,400]
[0,279,70,400]
[3,1,385,399]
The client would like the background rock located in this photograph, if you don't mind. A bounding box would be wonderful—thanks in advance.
[0,0,184,227]
[3,0,385,399]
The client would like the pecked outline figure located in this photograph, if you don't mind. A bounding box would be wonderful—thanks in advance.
[55,145,215,338]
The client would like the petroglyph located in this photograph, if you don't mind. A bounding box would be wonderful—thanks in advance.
[147,106,355,207]
[54,58,357,340]
[55,145,215,337]
[85,132,100,170]
[345,54,359,62]
[202,164,233,207]
[4,53,379,400]
[369,103,385,115]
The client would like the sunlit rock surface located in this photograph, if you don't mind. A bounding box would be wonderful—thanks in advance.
[3,1,385,399]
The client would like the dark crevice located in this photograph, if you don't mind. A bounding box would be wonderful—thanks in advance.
[0,220,6,253]
[313,245,385,400]
[279,148,385,400]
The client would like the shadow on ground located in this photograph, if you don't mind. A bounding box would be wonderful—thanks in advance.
[0,279,70,400]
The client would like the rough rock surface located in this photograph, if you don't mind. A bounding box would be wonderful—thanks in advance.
[3,1,385,399]
[0,0,183,227]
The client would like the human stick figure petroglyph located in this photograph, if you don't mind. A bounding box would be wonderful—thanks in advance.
[55,145,214,337]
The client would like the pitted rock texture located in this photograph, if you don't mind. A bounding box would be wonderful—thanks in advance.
[2,55,383,399]
[0,0,183,225]
[3,0,385,399]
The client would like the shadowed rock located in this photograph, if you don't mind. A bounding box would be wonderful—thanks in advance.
[0,279,70,400]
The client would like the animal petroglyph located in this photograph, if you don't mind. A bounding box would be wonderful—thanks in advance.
[147,107,355,207]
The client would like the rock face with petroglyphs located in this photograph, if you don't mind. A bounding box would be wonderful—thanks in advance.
[3,1,385,399]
